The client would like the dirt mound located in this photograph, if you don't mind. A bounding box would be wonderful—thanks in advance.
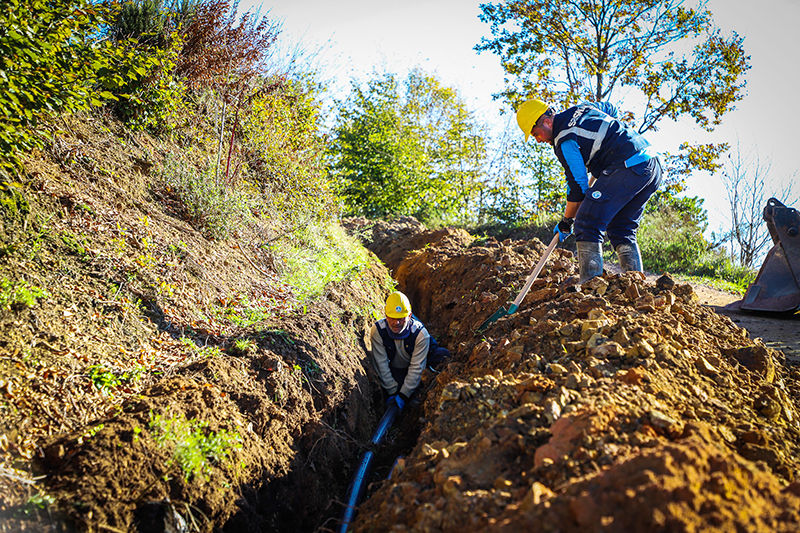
[352,217,800,532]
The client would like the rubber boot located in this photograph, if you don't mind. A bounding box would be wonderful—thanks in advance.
[576,241,604,283]
[615,242,643,273]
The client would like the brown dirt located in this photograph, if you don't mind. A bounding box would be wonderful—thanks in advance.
[0,112,391,532]
[348,216,800,533]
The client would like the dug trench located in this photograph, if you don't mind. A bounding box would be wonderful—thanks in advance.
[345,216,800,532]
[3,134,800,532]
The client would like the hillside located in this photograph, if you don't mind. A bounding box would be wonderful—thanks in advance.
[0,112,393,532]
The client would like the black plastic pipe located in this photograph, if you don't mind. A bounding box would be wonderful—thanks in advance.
[338,402,401,533]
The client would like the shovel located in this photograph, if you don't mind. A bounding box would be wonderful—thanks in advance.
[476,233,560,334]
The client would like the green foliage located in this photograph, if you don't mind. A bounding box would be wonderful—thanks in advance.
[328,67,488,223]
[274,223,373,302]
[0,0,161,170]
[16,492,56,518]
[482,137,564,225]
[113,0,168,42]
[662,142,729,191]
[0,181,29,217]
[149,411,242,481]
[111,0,197,45]
[87,364,144,395]
[638,195,754,291]
[88,365,122,395]
[231,338,256,355]
[158,154,255,239]
[115,33,188,133]
[238,76,335,224]
[478,0,749,130]
[477,0,750,174]
[0,279,48,310]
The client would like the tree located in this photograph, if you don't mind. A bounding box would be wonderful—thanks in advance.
[0,0,160,170]
[478,130,563,225]
[720,142,797,267]
[328,68,487,223]
[476,0,750,173]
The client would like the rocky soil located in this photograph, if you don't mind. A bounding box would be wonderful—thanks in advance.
[347,216,800,533]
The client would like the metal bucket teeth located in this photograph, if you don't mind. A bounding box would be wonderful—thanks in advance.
[742,198,800,313]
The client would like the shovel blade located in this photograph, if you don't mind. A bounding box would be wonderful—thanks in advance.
[476,306,509,334]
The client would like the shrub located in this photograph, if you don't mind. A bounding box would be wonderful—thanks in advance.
[0,0,160,170]
[115,33,188,133]
[638,200,756,292]
[157,155,255,239]
[239,77,334,225]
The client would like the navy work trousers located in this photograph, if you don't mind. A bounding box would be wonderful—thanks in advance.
[573,156,662,246]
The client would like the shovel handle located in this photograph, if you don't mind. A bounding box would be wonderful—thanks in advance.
[510,233,560,309]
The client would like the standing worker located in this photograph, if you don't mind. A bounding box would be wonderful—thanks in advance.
[516,99,663,283]
[370,291,449,411]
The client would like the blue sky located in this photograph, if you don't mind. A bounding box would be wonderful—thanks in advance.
[250,0,800,237]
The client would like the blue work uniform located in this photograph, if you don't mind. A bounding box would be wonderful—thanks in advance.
[552,102,662,246]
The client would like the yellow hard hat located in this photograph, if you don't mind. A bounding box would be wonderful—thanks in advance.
[385,291,411,318]
[516,99,549,141]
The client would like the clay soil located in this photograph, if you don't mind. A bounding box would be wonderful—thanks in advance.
[347,216,800,533]
[2,109,800,533]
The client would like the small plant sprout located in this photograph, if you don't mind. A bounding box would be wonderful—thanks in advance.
[149,411,242,482]
[232,338,256,356]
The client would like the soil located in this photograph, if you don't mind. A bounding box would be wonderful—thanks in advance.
[0,112,390,533]
[2,110,800,533]
[347,216,800,533]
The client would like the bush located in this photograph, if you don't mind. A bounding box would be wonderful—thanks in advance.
[114,33,189,133]
[238,77,335,224]
[0,0,160,170]
[158,155,255,239]
[638,201,755,292]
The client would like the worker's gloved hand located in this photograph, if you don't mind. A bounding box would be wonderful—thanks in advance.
[387,393,408,412]
[553,217,574,242]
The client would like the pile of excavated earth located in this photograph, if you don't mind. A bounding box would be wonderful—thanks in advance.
[346,216,800,533]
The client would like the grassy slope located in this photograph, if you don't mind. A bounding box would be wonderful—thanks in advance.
[0,108,390,531]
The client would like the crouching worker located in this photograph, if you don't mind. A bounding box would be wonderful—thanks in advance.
[370,291,450,412]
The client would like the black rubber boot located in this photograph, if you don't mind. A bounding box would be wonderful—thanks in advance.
[576,241,604,283]
[615,243,643,273]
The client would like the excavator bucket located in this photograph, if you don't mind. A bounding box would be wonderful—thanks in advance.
[741,198,800,313]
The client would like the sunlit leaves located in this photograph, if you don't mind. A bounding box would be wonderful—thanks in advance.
[477,0,750,138]
[328,68,488,223]
[0,0,161,170]
[238,76,334,225]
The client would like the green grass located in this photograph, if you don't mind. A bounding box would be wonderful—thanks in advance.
[672,274,750,296]
[275,223,374,302]
[149,411,242,482]
[0,278,48,310]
